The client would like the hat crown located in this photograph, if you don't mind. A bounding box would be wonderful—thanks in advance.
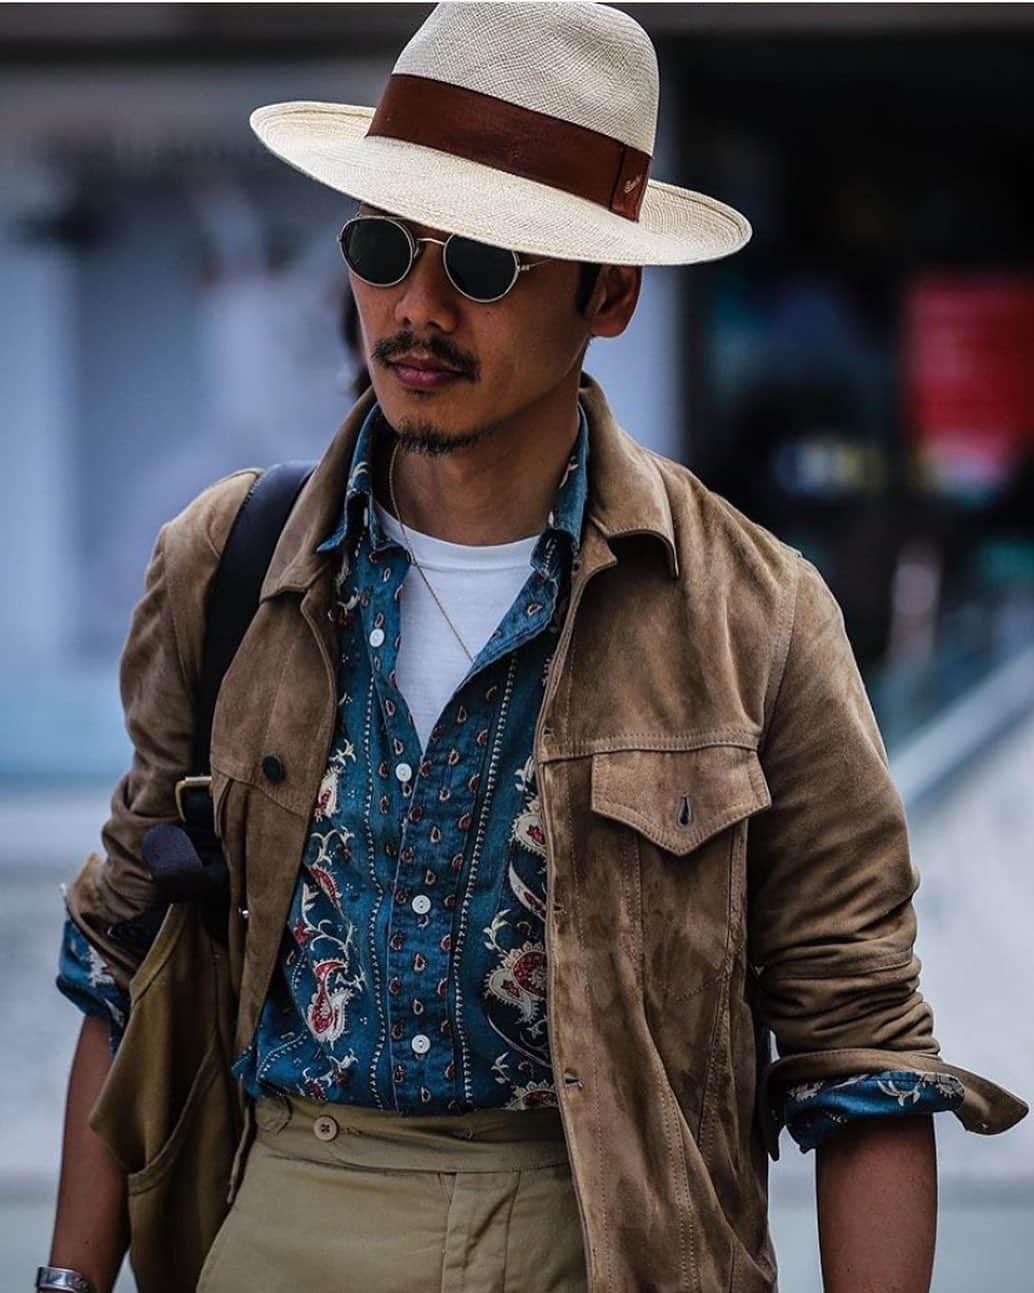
[393,1,659,155]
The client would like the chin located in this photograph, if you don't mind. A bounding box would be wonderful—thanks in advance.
[394,416,487,457]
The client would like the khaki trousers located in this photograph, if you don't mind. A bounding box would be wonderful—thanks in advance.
[196,1093,588,1293]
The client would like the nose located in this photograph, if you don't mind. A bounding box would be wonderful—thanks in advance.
[393,239,460,334]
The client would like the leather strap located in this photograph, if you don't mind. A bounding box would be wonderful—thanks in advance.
[367,73,651,221]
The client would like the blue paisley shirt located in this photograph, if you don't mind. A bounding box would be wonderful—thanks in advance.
[231,401,585,1114]
[56,397,964,1145]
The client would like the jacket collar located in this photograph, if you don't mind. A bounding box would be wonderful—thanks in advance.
[259,384,377,601]
[260,371,678,602]
[578,372,679,579]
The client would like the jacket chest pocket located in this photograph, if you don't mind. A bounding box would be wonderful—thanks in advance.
[589,741,771,996]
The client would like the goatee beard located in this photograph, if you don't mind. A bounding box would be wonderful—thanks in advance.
[379,411,502,458]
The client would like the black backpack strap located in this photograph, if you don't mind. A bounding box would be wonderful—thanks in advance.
[134,461,315,942]
[196,460,318,782]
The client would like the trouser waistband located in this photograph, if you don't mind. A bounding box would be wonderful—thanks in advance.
[253,1092,571,1172]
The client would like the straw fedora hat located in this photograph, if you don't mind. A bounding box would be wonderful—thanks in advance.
[250,1,751,267]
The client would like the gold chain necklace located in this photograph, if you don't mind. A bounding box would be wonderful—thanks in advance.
[388,439,475,664]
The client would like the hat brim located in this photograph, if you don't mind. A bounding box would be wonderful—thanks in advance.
[251,101,750,266]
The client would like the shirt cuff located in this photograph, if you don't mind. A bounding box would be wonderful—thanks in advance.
[783,1069,965,1152]
[757,1047,1028,1160]
[56,911,130,1057]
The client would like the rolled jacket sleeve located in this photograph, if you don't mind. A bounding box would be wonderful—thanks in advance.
[747,556,1028,1160]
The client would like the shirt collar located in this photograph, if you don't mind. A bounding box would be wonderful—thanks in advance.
[315,400,381,555]
[316,399,590,562]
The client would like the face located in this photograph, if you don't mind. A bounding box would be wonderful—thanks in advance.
[346,203,639,455]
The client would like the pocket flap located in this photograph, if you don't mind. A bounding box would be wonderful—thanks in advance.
[590,743,771,855]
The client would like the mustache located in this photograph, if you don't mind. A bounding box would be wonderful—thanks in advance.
[371,331,480,381]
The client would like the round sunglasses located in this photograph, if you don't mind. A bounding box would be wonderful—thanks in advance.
[337,215,548,304]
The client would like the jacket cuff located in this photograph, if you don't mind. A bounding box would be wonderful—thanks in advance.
[759,1047,1029,1161]
[783,1069,964,1152]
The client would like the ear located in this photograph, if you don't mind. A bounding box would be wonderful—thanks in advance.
[587,264,642,339]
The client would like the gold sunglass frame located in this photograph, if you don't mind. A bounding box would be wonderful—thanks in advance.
[338,215,547,304]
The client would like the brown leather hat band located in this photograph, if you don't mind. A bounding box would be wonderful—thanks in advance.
[367,73,651,222]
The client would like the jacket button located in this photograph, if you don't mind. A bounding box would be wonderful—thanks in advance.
[262,754,286,783]
[313,1114,339,1142]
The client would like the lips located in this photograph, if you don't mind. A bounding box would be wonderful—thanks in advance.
[390,354,463,374]
[389,355,465,390]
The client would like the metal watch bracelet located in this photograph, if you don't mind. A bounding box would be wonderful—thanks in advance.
[35,1267,96,1293]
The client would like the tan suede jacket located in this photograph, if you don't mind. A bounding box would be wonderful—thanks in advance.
[67,373,1027,1293]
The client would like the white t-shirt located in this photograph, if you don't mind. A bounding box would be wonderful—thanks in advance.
[372,499,540,753]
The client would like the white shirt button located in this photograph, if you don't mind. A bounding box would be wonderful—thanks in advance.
[395,762,413,783]
[411,1033,431,1055]
[369,627,385,647]
[411,894,431,915]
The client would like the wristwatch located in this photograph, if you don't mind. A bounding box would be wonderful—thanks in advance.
[35,1268,96,1293]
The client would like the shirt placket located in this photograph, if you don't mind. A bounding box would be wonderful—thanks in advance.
[357,537,477,1108]
[360,524,569,1111]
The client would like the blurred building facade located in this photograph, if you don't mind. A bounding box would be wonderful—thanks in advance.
[3,3,1032,782]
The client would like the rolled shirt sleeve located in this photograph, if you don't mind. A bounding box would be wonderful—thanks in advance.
[782,1068,965,1152]
[56,907,131,1057]
[748,556,1028,1159]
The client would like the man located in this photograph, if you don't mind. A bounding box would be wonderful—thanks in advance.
[46,4,1026,1293]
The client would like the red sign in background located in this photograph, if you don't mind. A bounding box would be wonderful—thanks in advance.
[905,278,1034,493]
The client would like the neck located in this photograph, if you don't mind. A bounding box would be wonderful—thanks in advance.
[375,374,582,546]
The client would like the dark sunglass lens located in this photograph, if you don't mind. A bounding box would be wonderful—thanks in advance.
[445,237,517,301]
[341,219,411,285]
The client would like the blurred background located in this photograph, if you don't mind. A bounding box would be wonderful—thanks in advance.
[1,3,1031,1289]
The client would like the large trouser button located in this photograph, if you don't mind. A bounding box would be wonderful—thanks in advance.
[313,1113,339,1142]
